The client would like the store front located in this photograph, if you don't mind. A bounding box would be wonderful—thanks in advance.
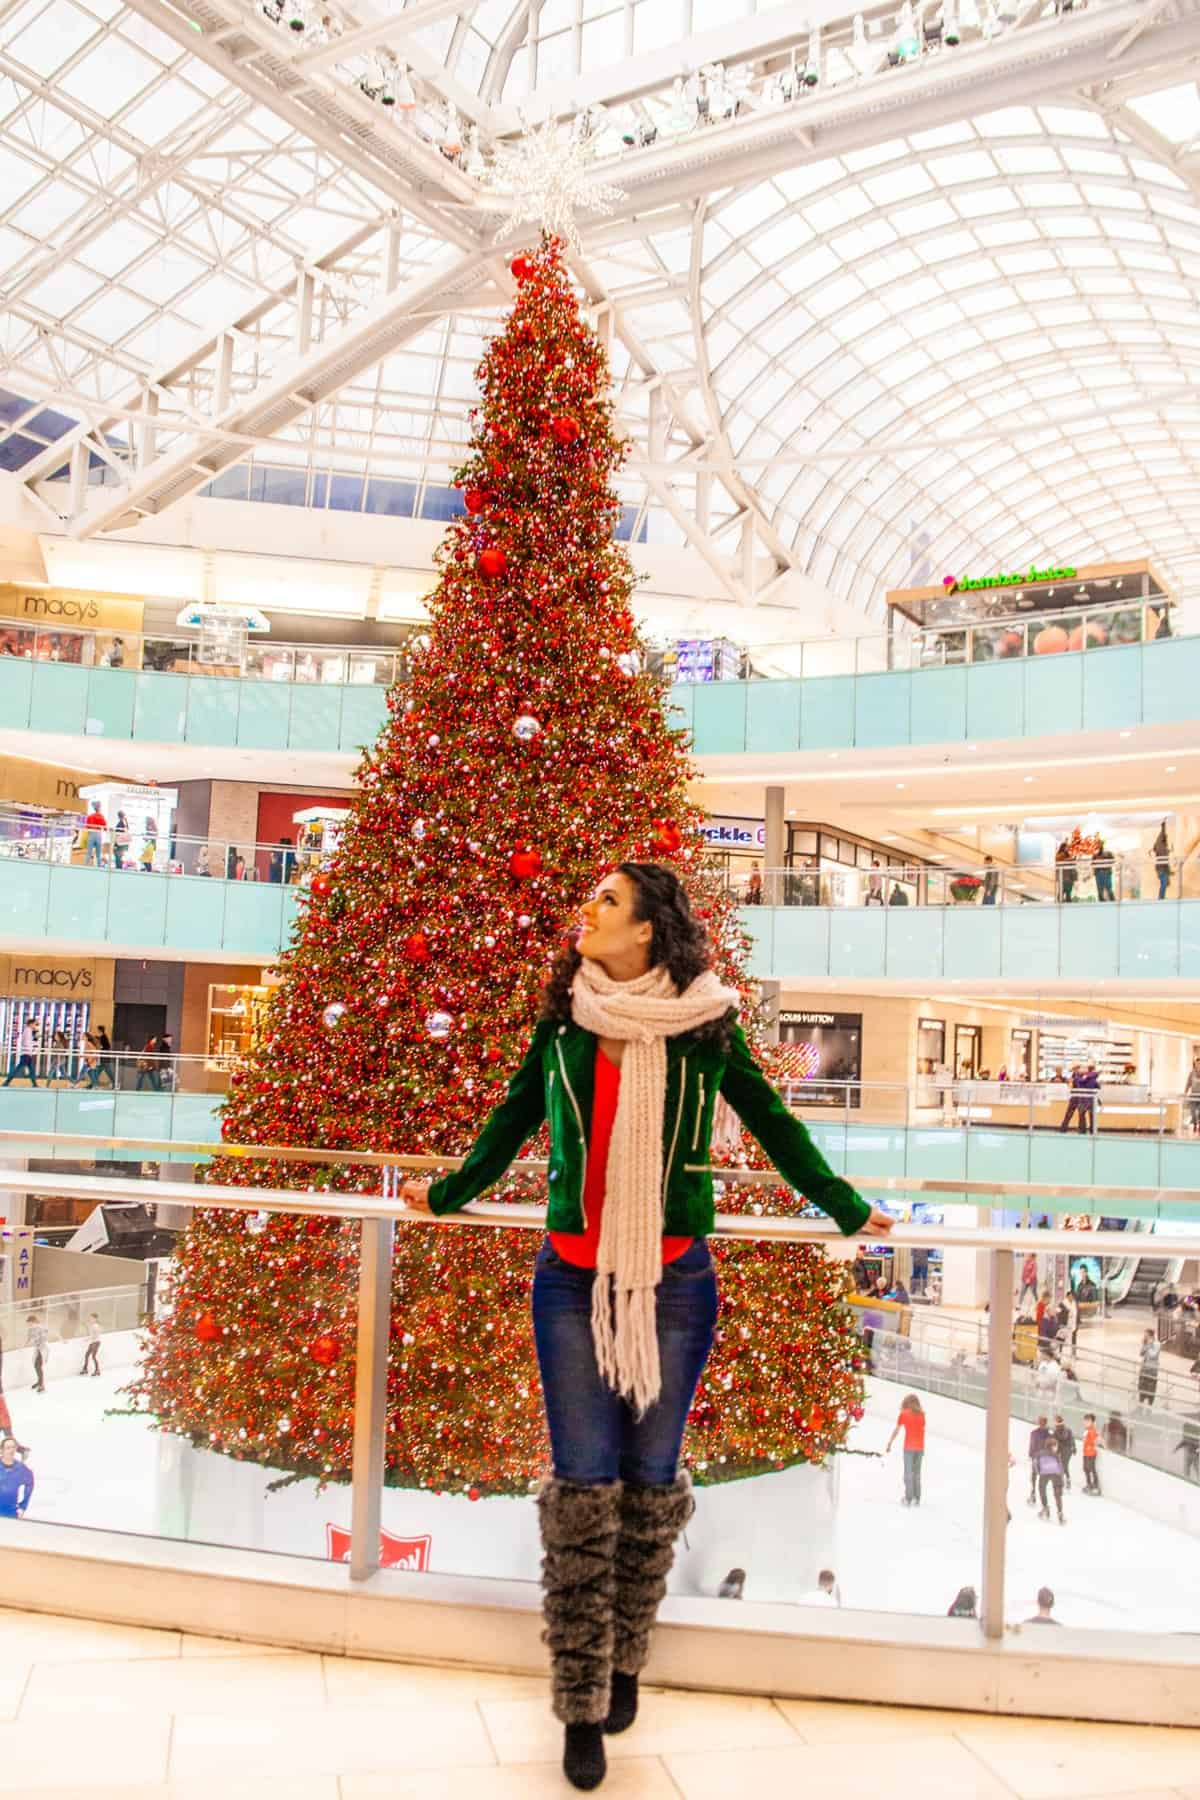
[0,585,146,668]
[0,955,114,1085]
[886,558,1172,668]
[205,981,271,1074]
[777,1008,863,1107]
[782,825,921,908]
[78,781,179,873]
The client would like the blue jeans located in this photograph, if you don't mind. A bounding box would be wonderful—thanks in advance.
[3,1056,36,1086]
[532,1237,718,1486]
[1157,867,1171,899]
[903,1448,924,1503]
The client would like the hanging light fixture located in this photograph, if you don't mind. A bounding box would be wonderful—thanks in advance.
[441,103,463,156]
[944,0,961,43]
[395,63,416,111]
[464,123,486,178]
[803,26,821,86]
[894,1,921,61]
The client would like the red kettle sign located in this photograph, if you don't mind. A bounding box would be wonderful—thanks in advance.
[326,1525,431,1571]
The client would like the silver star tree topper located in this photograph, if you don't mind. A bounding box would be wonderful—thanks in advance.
[488,117,626,251]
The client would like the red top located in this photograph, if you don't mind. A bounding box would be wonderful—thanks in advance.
[897,1406,926,1451]
[550,1045,694,1269]
[85,809,106,828]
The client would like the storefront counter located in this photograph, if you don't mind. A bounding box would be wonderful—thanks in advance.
[951,1082,1179,1133]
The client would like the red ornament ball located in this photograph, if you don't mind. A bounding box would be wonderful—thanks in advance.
[463,487,488,515]
[510,254,534,282]
[651,819,684,855]
[310,872,333,899]
[509,847,543,880]
[478,547,508,579]
[550,414,581,446]
[195,1311,220,1343]
[309,1333,341,1367]
[404,932,431,963]
[484,1042,504,1064]
[468,1486,481,1501]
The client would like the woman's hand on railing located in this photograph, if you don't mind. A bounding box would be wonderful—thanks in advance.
[399,1179,435,1215]
[860,1205,895,1235]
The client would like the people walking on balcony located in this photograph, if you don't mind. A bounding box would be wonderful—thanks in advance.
[1082,1414,1102,1494]
[95,1023,114,1087]
[1055,839,1076,903]
[1185,1057,1200,1135]
[744,863,763,905]
[1092,836,1116,901]
[1138,1329,1161,1408]
[139,818,158,872]
[80,1313,102,1377]
[982,856,999,905]
[112,810,130,869]
[47,1028,71,1082]
[887,1393,926,1506]
[1058,1063,1099,1133]
[1153,820,1172,899]
[3,1021,38,1087]
[83,800,107,867]
[396,862,891,1793]
[1018,1251,1038,1314]
[865,860,884,905]
[1037,1427,1067,1524]
[135,1035,162,1092]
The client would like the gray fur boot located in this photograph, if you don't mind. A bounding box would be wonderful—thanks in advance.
[537,1477,622,1727]
[611,1472,695,1690]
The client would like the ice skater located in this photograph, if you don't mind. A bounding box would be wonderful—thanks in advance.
[401,863,892,1790]
[80,1314,102,1377]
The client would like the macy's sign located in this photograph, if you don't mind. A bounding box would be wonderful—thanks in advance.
[326,1525,431,1571]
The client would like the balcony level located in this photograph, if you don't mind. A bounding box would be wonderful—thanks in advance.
[2,624,1197,777]
[6,847,1200,984]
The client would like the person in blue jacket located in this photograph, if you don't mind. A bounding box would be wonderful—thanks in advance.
[0,1437,33,1518]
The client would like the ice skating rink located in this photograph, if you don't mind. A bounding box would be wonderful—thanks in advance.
[8,1358,1198,1633]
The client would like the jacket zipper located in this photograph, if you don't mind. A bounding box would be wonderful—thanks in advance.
[691,1072,706,1151]
[555,1038,589,1229]
[663,1053,687,1208]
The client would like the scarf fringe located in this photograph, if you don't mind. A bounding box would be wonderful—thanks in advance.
[591,1275,662,1418]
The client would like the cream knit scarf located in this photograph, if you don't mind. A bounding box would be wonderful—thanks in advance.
[570,958,739,1414]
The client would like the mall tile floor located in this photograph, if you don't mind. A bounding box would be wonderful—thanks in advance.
[0,1607,1198,1796]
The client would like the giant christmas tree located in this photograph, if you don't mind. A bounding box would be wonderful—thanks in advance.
[131,238,865,1496]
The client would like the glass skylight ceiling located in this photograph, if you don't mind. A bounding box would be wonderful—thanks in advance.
[1,0,1199,614]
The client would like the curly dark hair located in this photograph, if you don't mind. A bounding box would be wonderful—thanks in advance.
[540,862,734,1048]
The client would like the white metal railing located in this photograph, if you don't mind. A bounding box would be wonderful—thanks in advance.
[733,850,1198,909]
[8,1132,1200,1639]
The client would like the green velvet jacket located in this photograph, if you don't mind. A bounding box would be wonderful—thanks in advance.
[427,1016,870,1238]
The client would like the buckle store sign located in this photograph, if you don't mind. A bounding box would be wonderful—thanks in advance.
[702,817,765,849]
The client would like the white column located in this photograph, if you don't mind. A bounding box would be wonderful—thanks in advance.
[764,784,785,906]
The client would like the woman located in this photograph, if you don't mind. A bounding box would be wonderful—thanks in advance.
[947,1585,977,1619]
[401,864,891,1791]
[47,1028,71,1083]
[1153,820,1172,901]
[112,810,130,870]
[135,1034,162,1093]
[886,1393,926,1507]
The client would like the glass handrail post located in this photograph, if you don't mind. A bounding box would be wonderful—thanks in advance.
[349,1197,395,1582]
[983,1247,1014,1637]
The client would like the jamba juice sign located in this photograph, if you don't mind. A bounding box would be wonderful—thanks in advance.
[943,566,1076,594]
